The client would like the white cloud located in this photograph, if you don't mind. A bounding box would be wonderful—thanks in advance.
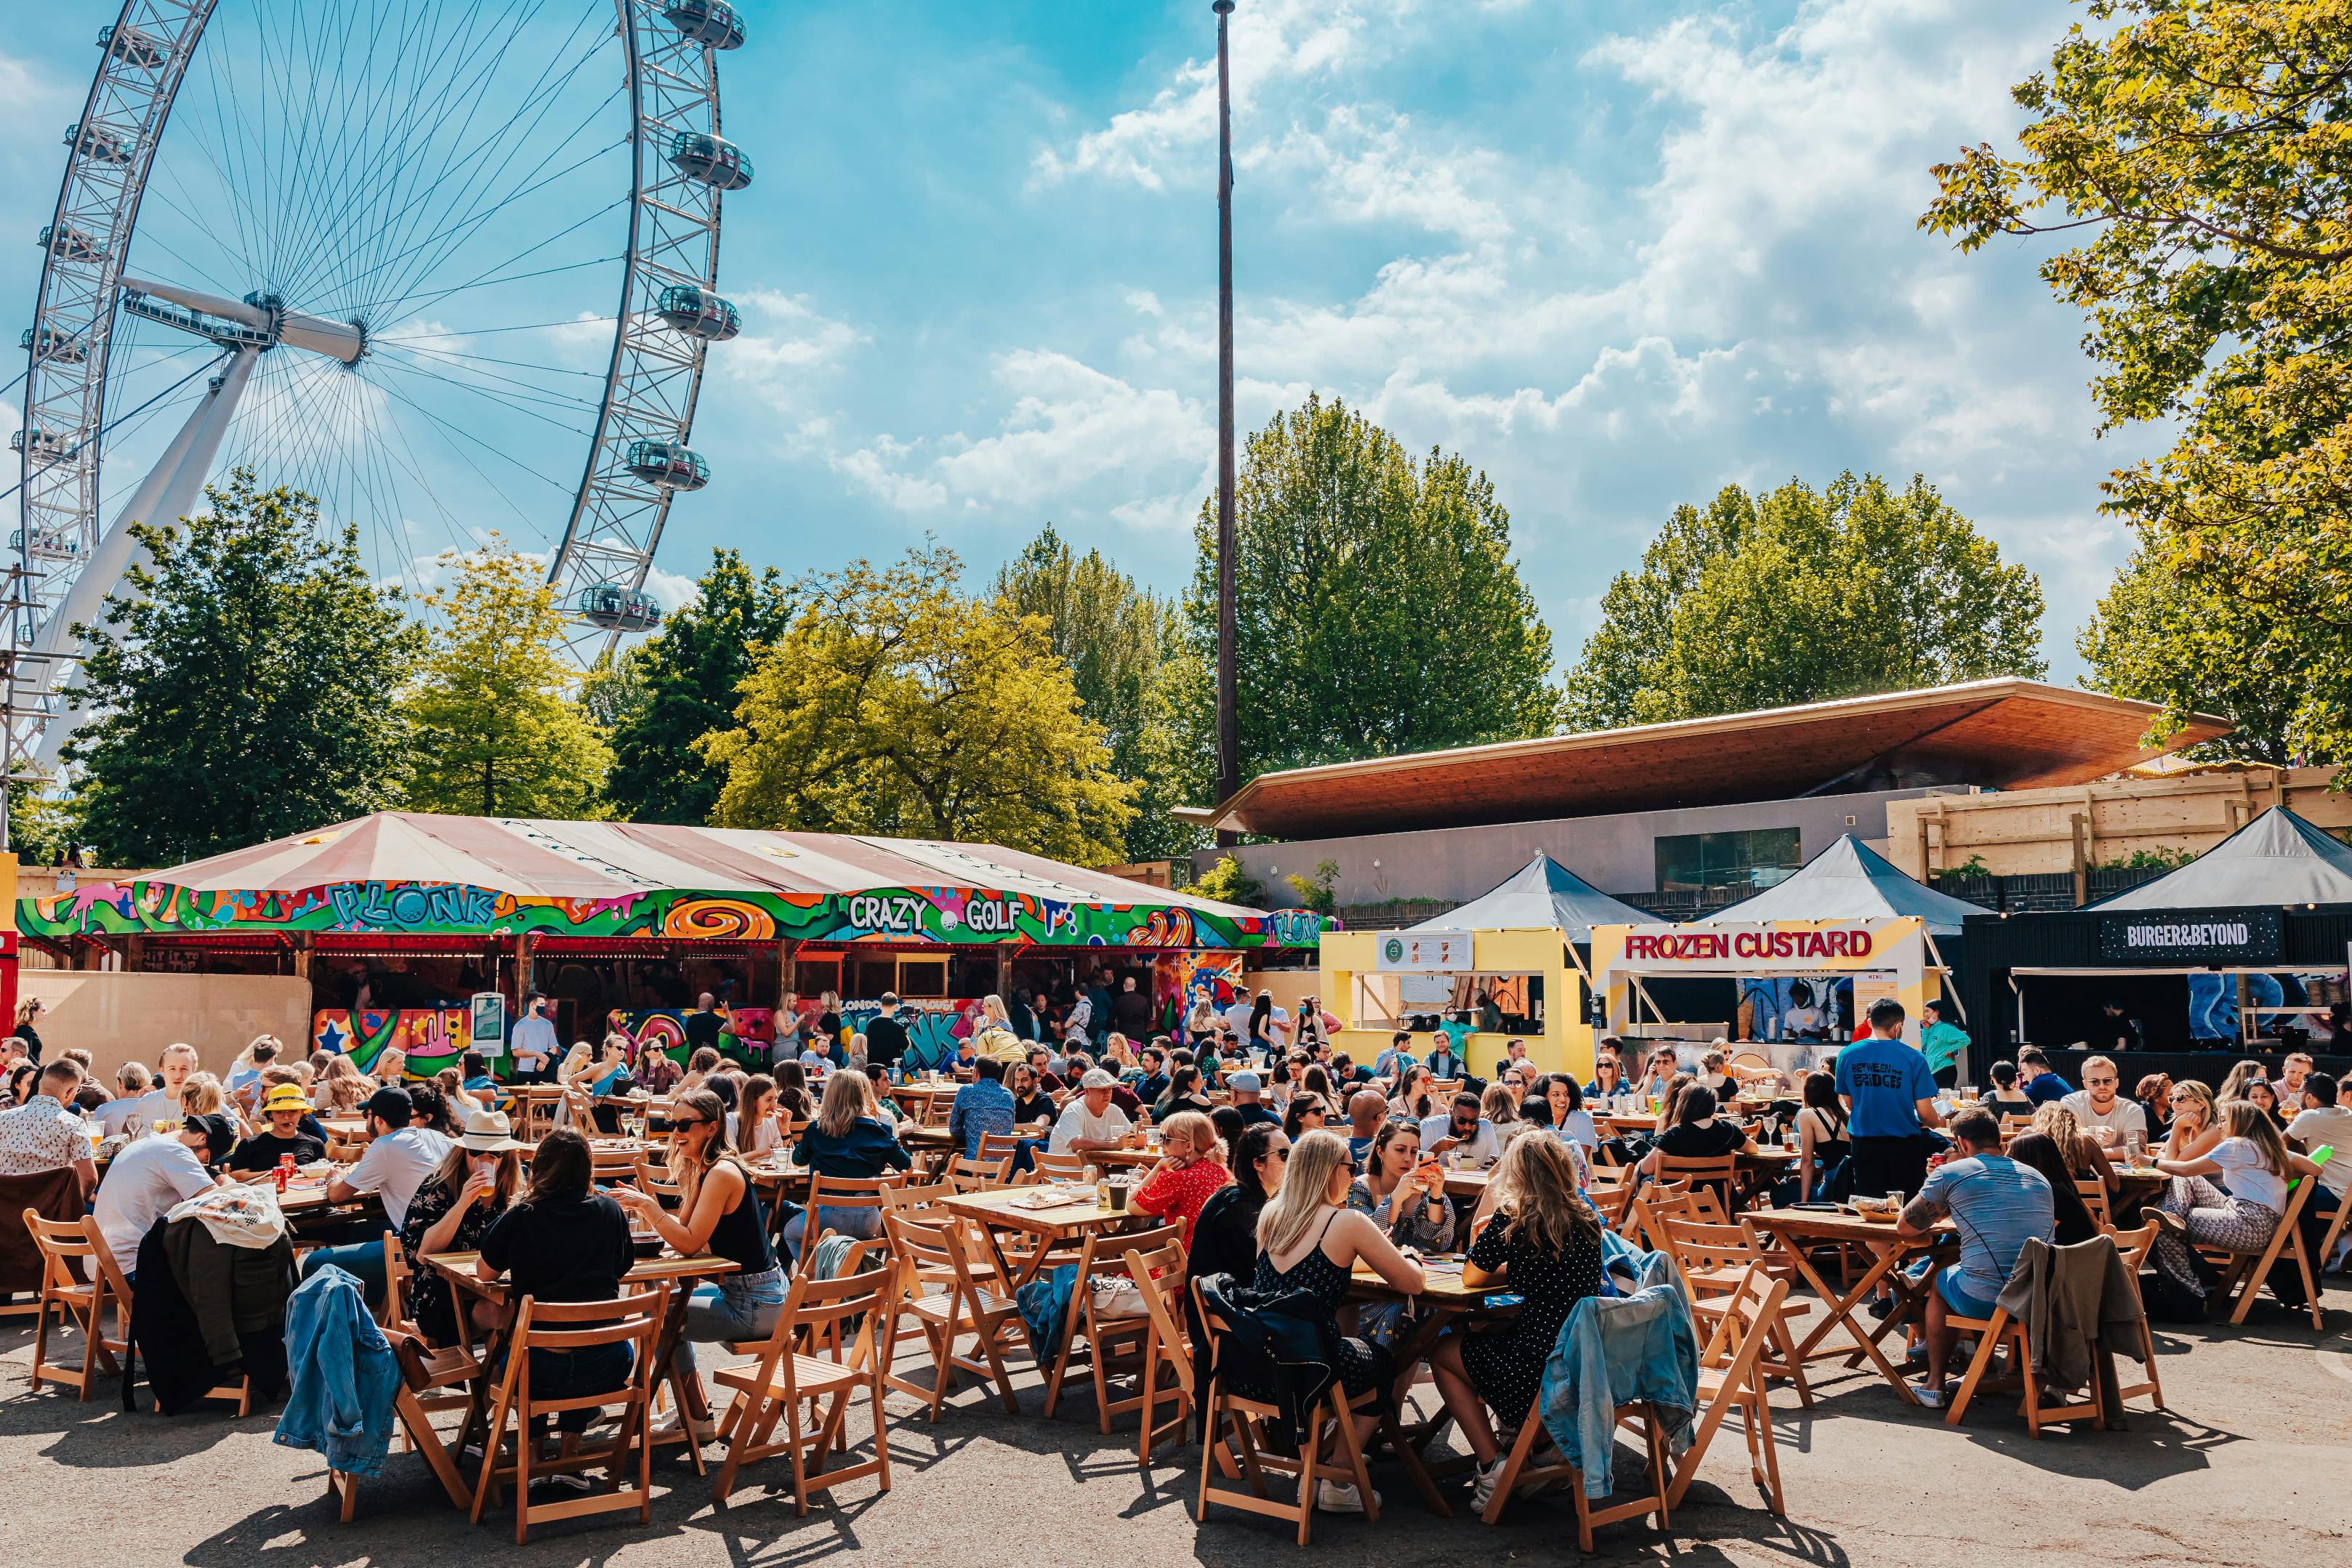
[640,564,701,612]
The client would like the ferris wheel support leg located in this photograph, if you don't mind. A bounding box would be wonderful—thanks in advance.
[31,344,259,770]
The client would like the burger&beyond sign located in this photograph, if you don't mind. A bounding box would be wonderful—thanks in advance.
[2095,907,2284,965]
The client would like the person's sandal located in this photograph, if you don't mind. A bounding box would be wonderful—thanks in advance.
[2150,1208,2188,1240]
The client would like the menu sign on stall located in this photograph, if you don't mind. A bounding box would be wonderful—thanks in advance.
[2095,907,2283,965]
[1377,932,1471,971]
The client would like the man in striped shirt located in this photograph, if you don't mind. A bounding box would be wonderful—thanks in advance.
[1897,1106,2055,1408]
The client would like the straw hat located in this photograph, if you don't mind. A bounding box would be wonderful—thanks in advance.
[456,1107,527,1154]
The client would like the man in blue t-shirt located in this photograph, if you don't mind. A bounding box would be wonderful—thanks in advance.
[1897,1106,2055,1407]
[2017,1047,2073,1105]
[1835,998,1946,1203]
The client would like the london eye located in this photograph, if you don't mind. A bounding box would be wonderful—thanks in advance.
[15,0,754,766]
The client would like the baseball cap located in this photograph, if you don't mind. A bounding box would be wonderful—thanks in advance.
[183,1112,235,1163]
[365,1085,414,1126]
[1080,1069,1117,1090]
[262,1083,310,1115]
[1228,1071,1263,1092]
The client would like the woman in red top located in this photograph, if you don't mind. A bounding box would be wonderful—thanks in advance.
[1129,1109,1229,1247]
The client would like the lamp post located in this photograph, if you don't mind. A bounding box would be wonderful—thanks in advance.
[1212,0,1239,836]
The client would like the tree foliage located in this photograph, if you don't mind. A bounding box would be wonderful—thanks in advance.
[603,549,795,825]
[400,540,611,818]
[1186,394,1555,778]
[1922,0,2352,758]
[995,525,1201,860]
[704,543,1132,864]
[66,468,422,865]
[2079,546,2313,763]
[1561,474,2047,730]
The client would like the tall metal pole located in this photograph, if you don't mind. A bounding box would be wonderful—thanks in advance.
[1213,0,1240,830]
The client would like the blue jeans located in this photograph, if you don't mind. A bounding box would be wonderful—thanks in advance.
[521,1343,635,1433]
[301,1241,387,1309]
[781,1203,882,1263]
[669,1266,786,1378]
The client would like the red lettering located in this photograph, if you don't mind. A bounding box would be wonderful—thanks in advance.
[1627,934,1652,959]
[1827,929,1849,958]
[1848,928,1872,958]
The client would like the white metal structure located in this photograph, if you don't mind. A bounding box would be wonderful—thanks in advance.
[13,0,752,772]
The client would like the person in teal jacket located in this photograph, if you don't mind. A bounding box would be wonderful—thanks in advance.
[1920,999,1971,1089]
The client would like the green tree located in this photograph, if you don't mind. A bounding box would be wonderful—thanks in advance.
[1186,394,1555,780]
[401,539,611,817]
[1921,0,2352,757]
[2079,546,2312,763]
[995,525,1201,860]
[603,550,794,824]
[1191,853,1264,908]
[1560,474,2047,730]
[65,468,422,864]
[704,543,1132,863]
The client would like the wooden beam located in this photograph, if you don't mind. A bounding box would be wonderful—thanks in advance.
[2070,812,2088,908]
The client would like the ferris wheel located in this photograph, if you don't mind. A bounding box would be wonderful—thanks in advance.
[13,0,754,767]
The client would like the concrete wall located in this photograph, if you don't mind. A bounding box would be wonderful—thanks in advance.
[21,971,315,1083]
[1201,786,1949,908]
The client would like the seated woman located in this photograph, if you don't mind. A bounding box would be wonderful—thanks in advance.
[1129,1110,1230,1248]
[1981,1059,2035,1115]
[784,1068,911,1258]
[399,1107,525,1345]
[1390,1065,1443,1126]
[1583,1052,1626,1104]
[2031,1103,2119,1196]
[1250,1130,1427,1515]
[610,1086,781,1441]
[1637,1085,1755,1211]
[1543,1075,1598,1151]
[2003,1131,2101,1246]
[473,1128,636,1451]
[773,1061,815,1123]
[1481,1083,1527,1148]
[1697,1048,1739,1097]
[1427,1136,1605,1511]
[1188,1123,1286,1299]
[1283,1092,1331,1141]
[1793,1070,1850,1203]
[2244,1078,2290,1133]
[2133,1072,2174,1144]
[729,1074,787,1159]
[2150,1099,2322,1303]
[1153,1063,1215,1121]
[1347,1122,1455,1251]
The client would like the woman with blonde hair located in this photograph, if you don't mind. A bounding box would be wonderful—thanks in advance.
[373,1046,408,1086]
[608,1085,778,1439]
[2031,1102,2119,1195]
[782,1067,911,1258]
[178,1070,225,1118]
[315,1052,368,1115]
[2150,1099,2321,1302]
[1129,1109,1229,1247]
[1429,1135,1606,1508]
[1252,1129,1426,1514]
[2163,1080,2224,1161]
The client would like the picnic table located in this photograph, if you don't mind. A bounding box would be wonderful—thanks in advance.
[1743,1207,1955,1405]
[1344,1254,1511,1514]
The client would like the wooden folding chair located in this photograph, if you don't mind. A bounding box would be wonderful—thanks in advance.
[329,1327,480,1521]
[2075,1179,2111,1231]
[880,1178,956,1214]
[1030,1150,1089,1185]
[709,1261,897,1511]
[882,1211,1035,1418]
[945,1152,1010,1192]
[976,1133,1027,1172]
[2309,1179,2351,1278]
[24,1212,129,1400]
[633,1159,685,1208]
[794,1174,894,1276]
[1193,1285,1382,1546]
[2105,1221,2165,1412]
[469,1287,666,1544]
[1123,1239,1197,1467]
[2199,1175,2323,1330]
[1940,1242,2113,1436]
[1042,1221,1180,1431]
[1667,1263,1786,1515]
[1475,1388,1677,1544]
[1655,1154,1744,1218]
[1657,1216,1812,1407]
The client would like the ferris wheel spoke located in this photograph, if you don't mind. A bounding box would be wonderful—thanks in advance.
[374,341,605,406]
[372,352,597,435]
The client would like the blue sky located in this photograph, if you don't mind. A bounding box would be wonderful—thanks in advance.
[4,0,2150,683]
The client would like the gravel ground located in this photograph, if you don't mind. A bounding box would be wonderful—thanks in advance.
[3,1291,2348,1568]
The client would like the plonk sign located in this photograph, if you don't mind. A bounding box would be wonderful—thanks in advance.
[1590,917,1933,1046]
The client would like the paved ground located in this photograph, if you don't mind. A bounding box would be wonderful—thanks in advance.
[4,1291,2349,1568]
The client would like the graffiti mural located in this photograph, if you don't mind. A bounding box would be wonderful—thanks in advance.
[1153,951,1246,1038]
[605,1006,778,1066]
[23,877,1325,952]
[313,1007,480,1077]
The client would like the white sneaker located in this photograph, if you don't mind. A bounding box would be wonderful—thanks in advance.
[651,1413,718,1444]
[1914,1386,1947,1410]
[1470,1457,1509,1511]
[1316,1479,1379,1513]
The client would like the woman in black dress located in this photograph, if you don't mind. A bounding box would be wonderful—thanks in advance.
[1251,1129,1427,1516]
[1427,1134,1605,1511]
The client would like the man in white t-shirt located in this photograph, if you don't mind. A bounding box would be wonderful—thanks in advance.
[1048,1070,1135,1155]
[2060,1056,2149,1157]
[1223,998,1255,1043]
[92,1113,230,1281]
[2285,1072,2352,1200]
[124,1043,200,1131]
[509,992,559,1083]
[307,1086,452,1305]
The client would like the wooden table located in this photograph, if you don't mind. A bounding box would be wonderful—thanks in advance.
[422,1248,742,1492]
[935,1185,1153,1285]
[1345,1256,1513,1515]
[1744,1208,1953,1404]
[270,1169,386,1238]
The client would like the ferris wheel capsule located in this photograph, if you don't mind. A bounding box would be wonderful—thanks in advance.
[664,0,747,49]
[20,326,86,365]
[624,439,709,491]
[98,24,169,71]
[577,583,664,633]
[667,131,753,191]
[655,283,740,342]
[36,224,102,263]
[64,123,132,164]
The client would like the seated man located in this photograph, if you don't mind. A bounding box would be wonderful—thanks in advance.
[946,1056,1014,1160]
[1345,1088,1388,1170]
[227,1083,329,1173]
[306,1086,451,1304]
[1048,1070,1135,1157]
[1225,1071,1281,1128]
[0,1059,100,1198]
[2059,1055,2148,1157]
[1896,1106,2055,1408]
[93,1113,231,1283]
[1419,1090,1502,1170]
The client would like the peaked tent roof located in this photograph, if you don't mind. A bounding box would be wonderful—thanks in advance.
[135,811,1264,918]
[1404,853,1651,942]
[1696,833,1983,937]
[2093,807,2352,910]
